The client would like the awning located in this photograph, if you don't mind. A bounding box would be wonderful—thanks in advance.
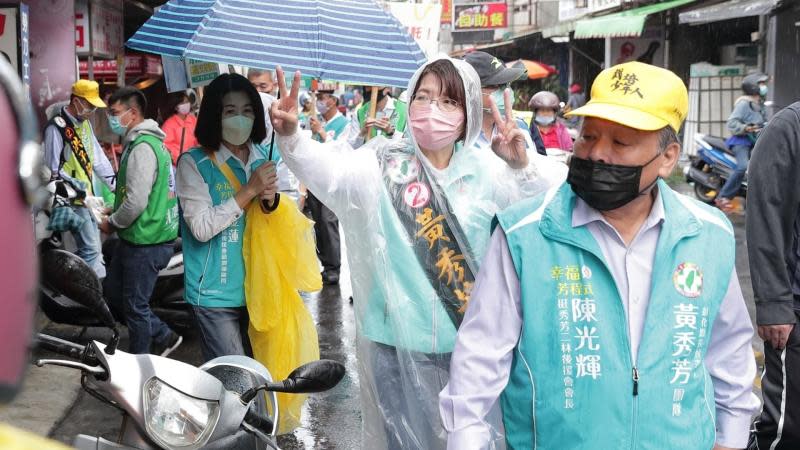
[574,0,695,39]
[542,21,576,38]
[679,0,778,25]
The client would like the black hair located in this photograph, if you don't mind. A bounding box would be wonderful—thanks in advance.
[320,92,339,107]
[164,91,191,118]
[195,73,267,150]
[108,86,147,116]
[411,59,468,142]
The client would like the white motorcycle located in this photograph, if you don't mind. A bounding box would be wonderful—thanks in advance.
[35,250,344,449]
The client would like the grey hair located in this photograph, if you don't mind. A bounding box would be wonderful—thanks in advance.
[247,68,272,79]
[658,126,680,153]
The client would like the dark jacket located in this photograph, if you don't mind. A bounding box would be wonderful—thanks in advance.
[746,102,800,325]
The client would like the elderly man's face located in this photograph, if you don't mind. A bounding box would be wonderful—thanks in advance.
[574,117,679,192]
[249,73,274,94]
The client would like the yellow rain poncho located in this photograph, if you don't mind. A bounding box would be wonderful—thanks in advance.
[242,191,322,433]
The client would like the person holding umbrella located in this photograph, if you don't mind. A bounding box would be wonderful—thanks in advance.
[269,57,565,449]
[347,86,406,149]
[175,73,279,361]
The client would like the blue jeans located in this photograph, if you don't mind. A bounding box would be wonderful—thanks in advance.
[190,306,253,363]
[719,144,751,199]
[104,240,174,354]
[72,206,105,278]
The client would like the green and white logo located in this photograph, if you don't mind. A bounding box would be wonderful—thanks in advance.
[673,262,703,298]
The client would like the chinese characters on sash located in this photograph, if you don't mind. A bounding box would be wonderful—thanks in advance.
[669,302,710,417]
[416,207,473,313]
[553,264,599,410]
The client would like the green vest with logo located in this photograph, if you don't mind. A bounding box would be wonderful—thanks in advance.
[114,134,178,245]
[357,99,407,139]
[494,181,734,450]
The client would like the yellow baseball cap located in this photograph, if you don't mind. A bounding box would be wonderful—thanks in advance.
[71,80,106,108]
[565,61,688,132]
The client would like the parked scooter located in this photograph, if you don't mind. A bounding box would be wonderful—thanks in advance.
[35,250,345,450]
[685,133,747,203]
[35,191,190,330]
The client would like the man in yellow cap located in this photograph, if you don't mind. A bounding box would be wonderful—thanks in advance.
[439,62,759,450]
[43,79,116,278]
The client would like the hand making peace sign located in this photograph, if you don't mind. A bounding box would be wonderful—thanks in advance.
[269,66,303,137]
[488,88,529,170]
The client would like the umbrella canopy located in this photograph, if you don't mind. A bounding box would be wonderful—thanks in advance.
[126,0,427,88]
[508,59,557,80]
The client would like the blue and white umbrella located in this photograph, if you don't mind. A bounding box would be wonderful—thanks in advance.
[126,0,427,87]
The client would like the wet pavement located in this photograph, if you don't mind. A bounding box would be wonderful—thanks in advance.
[43,268,361,449]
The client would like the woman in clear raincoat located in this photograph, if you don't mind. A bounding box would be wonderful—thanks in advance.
[269,56,567,449]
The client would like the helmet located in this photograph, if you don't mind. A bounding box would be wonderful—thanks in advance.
[299,91,310,108]
[741,73,768,96]
[529,91,560,112]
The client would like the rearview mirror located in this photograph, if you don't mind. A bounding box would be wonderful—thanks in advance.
[283,359,345,393]
[240,359,345,402]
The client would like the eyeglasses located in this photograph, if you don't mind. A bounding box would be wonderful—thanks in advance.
[411,94,461,113]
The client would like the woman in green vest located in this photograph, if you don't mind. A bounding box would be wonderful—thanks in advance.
[175,74,279,361]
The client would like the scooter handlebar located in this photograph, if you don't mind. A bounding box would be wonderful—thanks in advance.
[243,407,274,436]
[35,333,86,359]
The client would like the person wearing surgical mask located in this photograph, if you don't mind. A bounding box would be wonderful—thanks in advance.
[161,92,199,165]
[175,73,279,361]
[442,62,758,450]
[529,90,574,152]
[99,86,183,357]
[268,57,565,449]
[42,79,116,278]
[463,51,546,157]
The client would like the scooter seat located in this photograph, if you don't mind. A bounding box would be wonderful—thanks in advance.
[703,136,736,156]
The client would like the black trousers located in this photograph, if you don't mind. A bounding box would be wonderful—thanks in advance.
[750,312,800,450]
[306,192,341,275]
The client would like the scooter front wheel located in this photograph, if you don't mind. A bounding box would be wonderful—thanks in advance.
[694,183,718,204]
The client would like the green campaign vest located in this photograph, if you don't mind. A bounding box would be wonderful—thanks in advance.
[313,114,349,142]
[357,99,407,139]
[495,181,734,450]
[114,134,179,245]
[180,145,273,308]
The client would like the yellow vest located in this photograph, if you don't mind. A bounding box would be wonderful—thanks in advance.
[60,118,97,197]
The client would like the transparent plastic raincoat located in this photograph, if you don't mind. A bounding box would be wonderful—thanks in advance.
[276,56,566,449]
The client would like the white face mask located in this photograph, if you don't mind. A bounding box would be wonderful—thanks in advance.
[176,102,191,115]
[222,115,254,146]
[316,100,330,115]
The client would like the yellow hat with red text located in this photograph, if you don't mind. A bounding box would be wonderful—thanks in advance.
[71,79,106,108]
[565,61,688,132]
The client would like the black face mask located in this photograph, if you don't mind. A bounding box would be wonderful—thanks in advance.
[567,153,661,211]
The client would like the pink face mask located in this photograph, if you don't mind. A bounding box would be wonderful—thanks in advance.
[409,102,465,151]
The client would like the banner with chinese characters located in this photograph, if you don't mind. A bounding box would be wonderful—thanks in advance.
[453,2,507,31]
[75,0,123,59]
[440,0,453,25]
[387,2,442,59]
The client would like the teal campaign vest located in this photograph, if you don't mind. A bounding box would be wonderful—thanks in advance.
[180,145,271,308]
[495,180,734,450]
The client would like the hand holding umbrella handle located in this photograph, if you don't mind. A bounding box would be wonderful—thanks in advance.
[365,86,379,142]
